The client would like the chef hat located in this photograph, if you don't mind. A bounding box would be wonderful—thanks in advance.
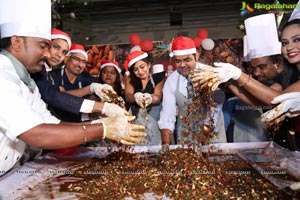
[243,35,250,62]
[152,64,165,74]
[288,0,300,21]
[68,44,88,60]
[0,0,51,40]
[245,13,281,60]
[169,36,196,57]
[51,28,72,50]
[100,60,121,74]
[124,50,148,71]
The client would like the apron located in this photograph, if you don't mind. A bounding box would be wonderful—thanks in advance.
[133,103,162,146]
[131,74,162,145]
[174,75,192,144]
[174,75,227,144]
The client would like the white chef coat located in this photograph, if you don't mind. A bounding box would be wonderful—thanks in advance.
[0,54,60,176]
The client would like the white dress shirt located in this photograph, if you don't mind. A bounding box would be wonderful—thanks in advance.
[158,70,188,131]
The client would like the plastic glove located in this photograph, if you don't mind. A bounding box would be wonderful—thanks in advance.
[261,92,300,125]
[102,102,129,118]
[191,62,241,91]
[90,83,116,101]
[134,92,144,108]
[290,182,300,191]
[92,116,147,145]
[134,92,153,108]
[158,144,170,155]
[143,93,152,108]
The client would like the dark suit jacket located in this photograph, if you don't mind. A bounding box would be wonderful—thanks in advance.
[31,66,84,115]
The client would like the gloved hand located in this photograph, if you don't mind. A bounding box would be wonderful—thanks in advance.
[90,83,116,101]
[261,92,300,125]
[102,102,129,118]
[191,62,242,91]
[92,116,147,145]
[143,93,152,108]
[134,92,144,108]
[158,144,170,155]
[134,92,153,108]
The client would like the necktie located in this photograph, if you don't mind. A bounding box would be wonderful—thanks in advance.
[186,77,194,99]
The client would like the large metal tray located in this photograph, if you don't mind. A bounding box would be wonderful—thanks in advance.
[0,142,298,199]
[238,144,300,189]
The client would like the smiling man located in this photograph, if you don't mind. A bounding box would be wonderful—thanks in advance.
[158,36,226,147]
[48,44,94,122]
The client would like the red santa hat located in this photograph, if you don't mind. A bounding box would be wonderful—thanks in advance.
[124,50,148,71]
[100,60,121,74]
[68,44,88,60]
[169,36,196,57]
[51,28,72,50]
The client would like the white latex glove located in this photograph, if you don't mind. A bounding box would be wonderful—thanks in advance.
[214,62,242,80]
[102,102,129,118]
[261,92,300,125]
[134,92,153,108]
[90,83,116,101]
[143,93,152,108]
[92,116,146,145]
[290,182,300,191]
[134,92,145,108]
[158,144,170,155]
[191,62,241,91]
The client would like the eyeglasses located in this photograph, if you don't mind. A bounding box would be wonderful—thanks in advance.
[69,56,88,65]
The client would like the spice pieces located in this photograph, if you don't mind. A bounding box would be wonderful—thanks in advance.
[58,148,294,199]
[182,72,217,145]
[100,90,126,109]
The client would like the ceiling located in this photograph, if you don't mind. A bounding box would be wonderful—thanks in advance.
[54,0,297,44]
[56,0,242,32]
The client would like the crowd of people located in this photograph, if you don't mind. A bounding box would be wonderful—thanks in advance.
[1,0,300,176]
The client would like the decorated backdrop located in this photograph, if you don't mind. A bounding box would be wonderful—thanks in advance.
[84,38,243,77]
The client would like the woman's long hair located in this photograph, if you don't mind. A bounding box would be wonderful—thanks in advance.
[281,19,300,33]
[129,57,151,93]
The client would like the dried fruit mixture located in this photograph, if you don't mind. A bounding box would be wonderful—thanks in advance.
[58,148,298,200]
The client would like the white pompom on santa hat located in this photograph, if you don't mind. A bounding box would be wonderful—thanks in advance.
[169,36,196,57]
[51,28,72,50]
[68,44,88,60]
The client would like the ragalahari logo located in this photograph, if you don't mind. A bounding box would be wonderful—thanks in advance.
[240,1,254,16]
[240,1,297,16]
